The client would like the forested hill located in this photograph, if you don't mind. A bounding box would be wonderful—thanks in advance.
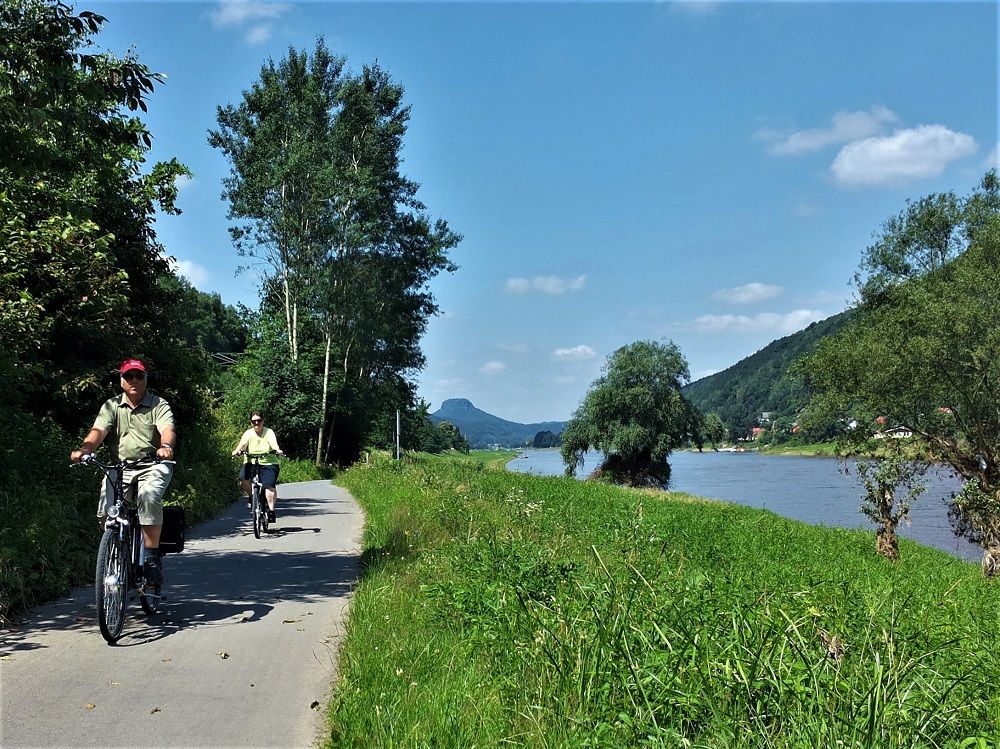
[682,310,853,437]
[431,398,567,448]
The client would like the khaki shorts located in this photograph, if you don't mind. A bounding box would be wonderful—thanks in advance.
[97,462,174,526]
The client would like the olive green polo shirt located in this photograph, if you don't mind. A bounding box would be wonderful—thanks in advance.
[93,391,174,461]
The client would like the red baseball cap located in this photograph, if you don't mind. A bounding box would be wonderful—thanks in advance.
[119,358,146,374]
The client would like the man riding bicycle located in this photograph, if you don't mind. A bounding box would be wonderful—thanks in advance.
[70,358,176,586]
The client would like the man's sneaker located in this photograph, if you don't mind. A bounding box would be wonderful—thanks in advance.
[144,554,164,586]
[244,496,251,510]
[267,510,276,523]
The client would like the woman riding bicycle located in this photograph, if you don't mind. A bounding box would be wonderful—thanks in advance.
[232,410,284,522]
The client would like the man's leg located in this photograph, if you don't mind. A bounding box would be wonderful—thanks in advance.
[135,463,173,585]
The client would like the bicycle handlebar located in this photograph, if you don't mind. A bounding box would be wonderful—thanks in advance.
[74,453,176,471]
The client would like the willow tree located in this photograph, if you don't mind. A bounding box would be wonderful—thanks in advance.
[561,340,702,487]
[801,172,1000,572]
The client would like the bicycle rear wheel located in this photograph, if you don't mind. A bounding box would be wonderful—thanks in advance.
[252,485,263,539]
[95,528,128,643]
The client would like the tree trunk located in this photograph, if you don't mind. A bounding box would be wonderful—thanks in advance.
[315,329,332,466]
[982,547,1000,577]
[876,525,899,561]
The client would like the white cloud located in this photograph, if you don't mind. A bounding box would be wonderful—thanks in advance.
[498,342,530,354]
[670,0,720,14]
[985,144,999,170]
[691,309,825,334]
[171,259,210,288]
[759,106,898,156]
[480,361,506,374]
[505,275,586,295]
[435,378,468,390]
[210,1,291,43]
[691,368,719,380]
[211,0,289,26]
[552,345,597,361]
[175,174,193,191]
[712,282,783,304]
[831,125,977,187]
[245,24,272,44]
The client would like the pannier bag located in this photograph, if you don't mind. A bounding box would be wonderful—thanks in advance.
[159,505,187,554]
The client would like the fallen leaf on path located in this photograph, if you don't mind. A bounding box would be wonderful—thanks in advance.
[282,619,300,624]
[296,628,305,632]
[217,651,230,659]
[150,707,161,714]
[86,704,96,710]
[310,701,320,710]
[108,681,122,686]
[161,657,172,662]
[0,656,12,661]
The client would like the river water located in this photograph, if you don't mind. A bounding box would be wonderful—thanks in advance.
[507,448,980,562]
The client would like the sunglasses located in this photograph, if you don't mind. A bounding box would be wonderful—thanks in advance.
[251,419,263,425]
[122,371,145,381]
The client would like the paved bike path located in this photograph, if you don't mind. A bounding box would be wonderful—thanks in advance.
[0,480,364,748]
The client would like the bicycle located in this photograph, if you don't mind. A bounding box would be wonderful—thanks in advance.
[238,451,278,539]
[75,453,175,644]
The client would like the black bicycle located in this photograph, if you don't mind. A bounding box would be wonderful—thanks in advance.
[76,453,174,643]
[239,451,278,539]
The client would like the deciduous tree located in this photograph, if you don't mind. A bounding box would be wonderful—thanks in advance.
[801,172,1000,570]
[561,340,701,487]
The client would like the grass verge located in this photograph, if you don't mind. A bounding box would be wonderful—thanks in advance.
[327,451,999,748]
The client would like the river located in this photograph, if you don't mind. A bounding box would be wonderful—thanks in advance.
[507,448,980,562]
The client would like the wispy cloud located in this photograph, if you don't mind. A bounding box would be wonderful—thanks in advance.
[552,345,597,361]
[175,174,194,191]
[831,125,977,187]
[210,1,291,43]
[171,258,210,288]
[498,342,530,354]
[480,361,506,374]
[690,309,825,334]
[712,282,782,305]
[670,0,720,14]
[757,106,898,156]
[505,275,586,295]
[985,144,999,170]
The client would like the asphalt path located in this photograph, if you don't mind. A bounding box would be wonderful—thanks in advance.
[1,480,364,748]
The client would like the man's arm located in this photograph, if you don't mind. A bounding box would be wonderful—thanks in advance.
[157,425,177,460]
[70,427,107,462]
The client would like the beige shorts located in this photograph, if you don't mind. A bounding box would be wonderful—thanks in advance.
[97,462,174,526]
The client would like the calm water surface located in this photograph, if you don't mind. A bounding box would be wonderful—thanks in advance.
[508,448,980,562]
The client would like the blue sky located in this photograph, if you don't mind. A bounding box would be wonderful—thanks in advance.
[89,1,997,422]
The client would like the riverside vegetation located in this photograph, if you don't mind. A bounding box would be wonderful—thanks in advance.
[327,451,998,748]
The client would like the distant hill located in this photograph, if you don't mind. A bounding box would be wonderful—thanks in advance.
[430,398,567,448]
[682,310,853,437]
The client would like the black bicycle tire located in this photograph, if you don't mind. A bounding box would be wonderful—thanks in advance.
[252,484,263,539]
[96,528,127,643]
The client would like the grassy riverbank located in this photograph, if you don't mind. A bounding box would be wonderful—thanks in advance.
[326,451,998,747]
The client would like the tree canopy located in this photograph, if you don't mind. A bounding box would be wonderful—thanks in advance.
[210,40,460,464]
[800,172,1000,561]
[561,340,701,487]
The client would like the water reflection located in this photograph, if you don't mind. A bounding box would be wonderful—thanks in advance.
[508,448,979,562]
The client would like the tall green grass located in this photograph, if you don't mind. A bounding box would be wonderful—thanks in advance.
[328,452,999,748]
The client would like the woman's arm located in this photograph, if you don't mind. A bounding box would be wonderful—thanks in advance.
[232,430,250,456]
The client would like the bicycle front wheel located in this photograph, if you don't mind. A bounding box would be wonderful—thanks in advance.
[95,528,128,643]
[252,485,263,539]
